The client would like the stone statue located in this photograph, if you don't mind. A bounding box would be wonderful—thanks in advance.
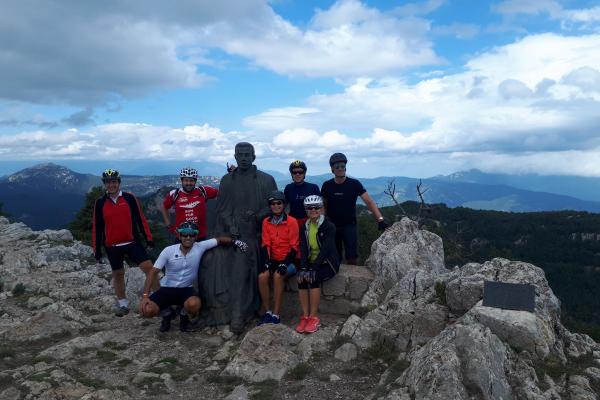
[198,142,277,333]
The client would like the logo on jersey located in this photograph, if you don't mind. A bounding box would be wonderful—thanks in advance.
[180,201,201,209]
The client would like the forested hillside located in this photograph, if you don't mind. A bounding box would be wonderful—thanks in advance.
[358,202,600,339]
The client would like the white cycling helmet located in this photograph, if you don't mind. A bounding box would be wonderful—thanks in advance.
[180,167,198,179]
[303,195,323,208]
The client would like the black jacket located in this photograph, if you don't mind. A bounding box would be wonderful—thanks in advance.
[299,216,340,274]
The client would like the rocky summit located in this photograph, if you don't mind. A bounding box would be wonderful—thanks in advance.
[1,216,599,399]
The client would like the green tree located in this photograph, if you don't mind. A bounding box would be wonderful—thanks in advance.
[0,202,8,218]
[69,186,105,245]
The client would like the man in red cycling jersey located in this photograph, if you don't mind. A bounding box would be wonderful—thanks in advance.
[161,167,219,241]
[92,169,157,317]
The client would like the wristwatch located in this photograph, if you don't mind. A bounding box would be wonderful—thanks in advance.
[377,217,384,221]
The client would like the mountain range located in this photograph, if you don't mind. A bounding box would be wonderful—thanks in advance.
[2,163,600,229]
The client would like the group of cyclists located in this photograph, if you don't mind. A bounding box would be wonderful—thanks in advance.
[92,152,388,334]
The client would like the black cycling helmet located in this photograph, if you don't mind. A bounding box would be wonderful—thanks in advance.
[329,153,348,166]
[102,169,121,182]
[267,190,286,204]
[177,221,199,235]
[289,160,307,173]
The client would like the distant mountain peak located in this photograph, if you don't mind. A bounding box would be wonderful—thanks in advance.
[431,169,484,182]
[4,163,91,190]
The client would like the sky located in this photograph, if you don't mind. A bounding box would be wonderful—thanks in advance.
[0,0,599,178]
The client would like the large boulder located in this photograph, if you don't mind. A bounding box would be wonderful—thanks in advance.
[223,324,302,382]
[362,218,446,308]
[348,270,448,351]
[400,322,516,400]
[444,258,562,358]
[366,217,445,285]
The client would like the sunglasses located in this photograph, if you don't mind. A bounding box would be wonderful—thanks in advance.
[333,163,346,170]
[292,170,305,175]
[305,205,321,210]
[269,201,283,206]
[177,229,199,237]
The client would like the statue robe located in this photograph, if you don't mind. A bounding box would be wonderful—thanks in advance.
[198,165,277,329]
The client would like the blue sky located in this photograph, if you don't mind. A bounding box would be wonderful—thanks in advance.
[0,0,599,178]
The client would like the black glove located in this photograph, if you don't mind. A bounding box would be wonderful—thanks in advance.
[276,263,287,275]
[377,219,389,231]
[297,266,308,284]
[147,241,155,249]
[233,239,248,253]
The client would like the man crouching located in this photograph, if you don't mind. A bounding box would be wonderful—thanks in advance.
[139,221,248,332]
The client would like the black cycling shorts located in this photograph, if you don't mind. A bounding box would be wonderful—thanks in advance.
[149,287,198,311]
[105,242,150,271]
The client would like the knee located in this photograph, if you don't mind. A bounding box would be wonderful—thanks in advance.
[258,272,270,283]
[184,296,201,313]
[112,269,125,279]
[141,301,159,318]
[139,261,153,273]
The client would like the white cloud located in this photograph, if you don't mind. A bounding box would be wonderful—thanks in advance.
[561,66,600,91]
[0,0,443,113]
[0,123,242,163]
[498,79,533,99]
[239,33,600,175]
[494,0,600,29]
[205,0,442,77]
[392,0,446,17]
[433,23,480,39]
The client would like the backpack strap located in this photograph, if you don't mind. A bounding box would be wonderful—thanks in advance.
[198,185,207,199]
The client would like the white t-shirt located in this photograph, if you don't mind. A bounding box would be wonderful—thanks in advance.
[153,239,218,288]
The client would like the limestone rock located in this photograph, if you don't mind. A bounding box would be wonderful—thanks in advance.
[224,324,302,382]
[350,270,448,351]
[468,303,554,357]
[0,311,79,341]
[366,218,445,286]
[0,387,21,400]
[40,331,119,359]
[125,266,147,311]
[334,343,358,362]
[567,375,597,400]
[339,314,362,338]
[225,385,249,400]
[80,389,131,400]
[297,325,339,361]
[27,296,54,310]
[401,322,514,400]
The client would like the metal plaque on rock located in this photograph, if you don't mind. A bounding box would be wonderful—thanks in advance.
[482,281,535,312]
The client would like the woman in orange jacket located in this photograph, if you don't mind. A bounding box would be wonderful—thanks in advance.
[258,190,300,324]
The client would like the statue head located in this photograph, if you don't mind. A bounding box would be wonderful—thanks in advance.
[234,142,256,171]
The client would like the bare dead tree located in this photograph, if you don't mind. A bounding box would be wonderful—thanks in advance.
[416,179,432,223]
[384,179,409,219]
[384,178,432,226]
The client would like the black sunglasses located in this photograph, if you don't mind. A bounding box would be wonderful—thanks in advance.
[179,233,196,238]
[270,201,283,206]
[305,205,321,210]
[292,170,305,175]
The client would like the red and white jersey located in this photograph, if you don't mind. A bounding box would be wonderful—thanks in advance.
[163,186,218,238]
